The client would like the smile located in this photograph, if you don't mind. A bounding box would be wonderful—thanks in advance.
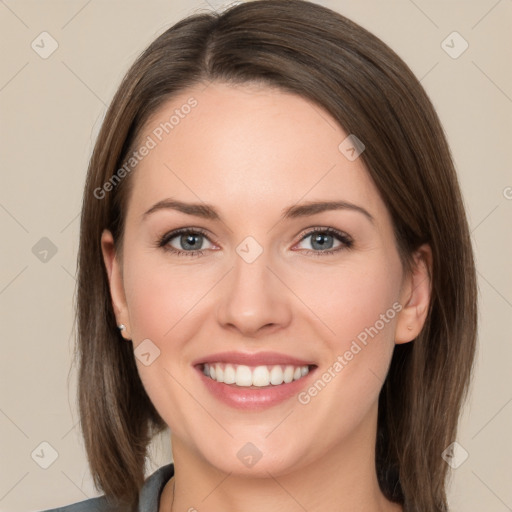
[202,363,311,387]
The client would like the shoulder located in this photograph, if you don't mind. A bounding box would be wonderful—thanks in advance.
[35,495,115,512]
[35,463,174,512]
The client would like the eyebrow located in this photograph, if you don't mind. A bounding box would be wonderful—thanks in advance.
[143,198,374,224]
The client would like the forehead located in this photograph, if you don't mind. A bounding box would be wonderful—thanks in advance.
[126,81,389,228]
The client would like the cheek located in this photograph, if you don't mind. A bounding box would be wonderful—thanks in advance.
[296,258,401,343]
[288,252,403,399]
[121,255,199,432]
[121,253,218,425]
[291,257,402,431]
[123,252,210,342]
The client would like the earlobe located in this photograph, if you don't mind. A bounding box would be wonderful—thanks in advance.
[100,229,131,339]
[395,244,432,344]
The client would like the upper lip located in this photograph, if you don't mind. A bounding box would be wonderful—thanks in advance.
[192,351,316,367]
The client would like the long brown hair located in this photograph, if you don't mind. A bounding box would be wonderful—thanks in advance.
[75,1,477,510]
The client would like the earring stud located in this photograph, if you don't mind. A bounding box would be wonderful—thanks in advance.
[118,324,126,331]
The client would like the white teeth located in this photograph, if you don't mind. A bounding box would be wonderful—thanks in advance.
[216,365,224,383]
[223,364,236,384]
[270,365,283,385]
[283,366,294,383]
[252,366,270,387]
[235,365,253,386]
[202,363,311,387]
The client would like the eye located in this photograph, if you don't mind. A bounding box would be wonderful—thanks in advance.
[294,227,353,255]
[157,226,353,257]
[157,228,215,257]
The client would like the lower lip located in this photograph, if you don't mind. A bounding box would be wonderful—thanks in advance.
[195,365,317,410]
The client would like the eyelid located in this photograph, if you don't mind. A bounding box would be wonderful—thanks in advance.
[296,225,352,241]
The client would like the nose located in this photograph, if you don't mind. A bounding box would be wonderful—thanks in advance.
[216,249,293,338]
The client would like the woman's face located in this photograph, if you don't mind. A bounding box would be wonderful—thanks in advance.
[102,81,425,476]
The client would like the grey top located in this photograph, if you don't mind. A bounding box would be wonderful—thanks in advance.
[37,463,174,512]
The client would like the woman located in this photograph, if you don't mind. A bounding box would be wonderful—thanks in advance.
[41,1,477,510]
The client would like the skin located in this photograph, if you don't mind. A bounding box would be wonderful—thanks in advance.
[101,81,431,512]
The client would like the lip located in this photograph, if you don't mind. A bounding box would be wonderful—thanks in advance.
[191,351,315,367]
[192,351,318,411]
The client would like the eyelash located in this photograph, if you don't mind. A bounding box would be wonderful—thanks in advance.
[156,226,353,258]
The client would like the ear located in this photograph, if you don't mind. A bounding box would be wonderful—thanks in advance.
[100,229,131,340]
[395,243,432,344]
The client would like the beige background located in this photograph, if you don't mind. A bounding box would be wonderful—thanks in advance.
[1,0,511,510]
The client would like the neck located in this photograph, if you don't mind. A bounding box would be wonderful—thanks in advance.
[161,406,402,512]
